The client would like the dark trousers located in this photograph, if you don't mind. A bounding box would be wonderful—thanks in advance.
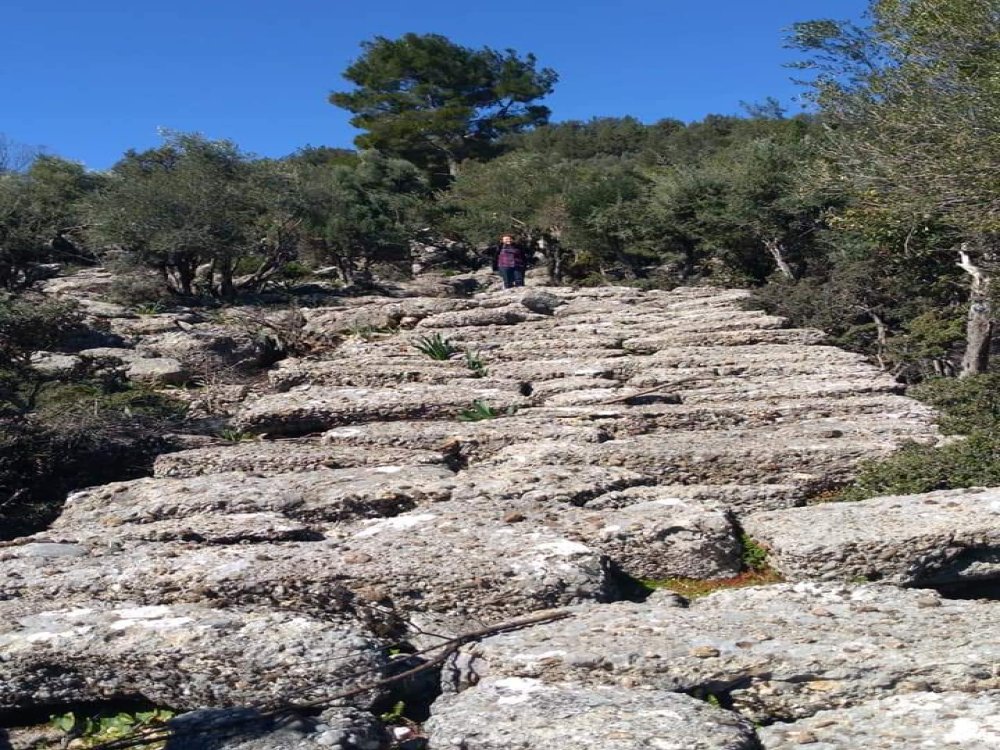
[499,267,525,288]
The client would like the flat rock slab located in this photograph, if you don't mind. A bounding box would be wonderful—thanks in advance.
[268,356,478,390]
[0,602,386,710]
[425,678,759,750]
[154,441,445,478]
[162,706,386,750]
[448,583,1000,723]
[327,510,617,632]
[52,465,457,530]
[0,543,362,619]
[758,691,1000,749]
[236,384,528,435]
[744,487,1000,585]
[540,494,741,581]
[29,512,318,545]
[321,418,611,463]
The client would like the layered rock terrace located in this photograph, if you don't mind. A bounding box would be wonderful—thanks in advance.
[4,284,999,749]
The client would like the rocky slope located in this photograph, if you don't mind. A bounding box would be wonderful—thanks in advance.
[3,283,998,749]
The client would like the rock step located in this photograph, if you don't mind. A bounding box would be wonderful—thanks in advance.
[0,602,387,711]
[448,582,1000,723]
[153,441,446,478]
[759,691,1000,749]
[743,487,1000,586]
[425,679,760,750]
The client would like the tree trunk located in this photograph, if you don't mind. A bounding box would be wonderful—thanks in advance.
[958,246,994,377]
[764,238,795,280]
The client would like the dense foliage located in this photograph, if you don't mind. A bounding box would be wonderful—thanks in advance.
[4,4,1000,514]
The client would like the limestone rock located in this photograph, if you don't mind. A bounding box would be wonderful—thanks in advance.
[236,384,529,435]
[759,691,1000,749]
[425,678,759,749]
[328,509,618,632]
[0,601,387,710]
[154,440,446,478]
[743,487,1000,585]
[447,583,1000,722]
[51,465,457,531]
[165,706,387,750]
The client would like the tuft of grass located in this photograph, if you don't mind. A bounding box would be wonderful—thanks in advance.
[457,400,517,422]
[464,349,488,378]
[413,333,458,360]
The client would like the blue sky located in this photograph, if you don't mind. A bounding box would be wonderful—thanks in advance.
[4,0,869,169]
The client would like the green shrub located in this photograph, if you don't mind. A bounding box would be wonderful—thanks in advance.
[838,431,1000,501]
[910,374,1000,434]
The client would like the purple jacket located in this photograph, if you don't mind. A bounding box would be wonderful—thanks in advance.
[497,244,526,269]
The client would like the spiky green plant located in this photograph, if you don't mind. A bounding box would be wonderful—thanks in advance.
[413,333,458,360]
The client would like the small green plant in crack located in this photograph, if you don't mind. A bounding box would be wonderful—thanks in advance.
[458,400,517,422]
[50,709,174,748]
[740,533,771,573]
[379,700,407,724]
[413,333,458,360]
[133,302,165,316]
[464,348,488,378]
[218,428,253,443]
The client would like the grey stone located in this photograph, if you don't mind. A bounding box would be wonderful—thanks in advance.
[0,601,387,711]
[125,355,189,385]
[743,487,1000,585]
[51,465,457,530]
[236,384,529,436]
[447,583,1000,722]
[425,678,759,749]
[154,441,446,478]
[758,691,1000,749]
[327,509,617,633]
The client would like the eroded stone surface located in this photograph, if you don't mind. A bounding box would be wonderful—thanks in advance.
[758,691,1000,749]
[744,487,1000,585]
[52,465,457,530]
[154,440,446,478]
[0,601,386,711]
[425,678,759,750]
[447,583,1000,722]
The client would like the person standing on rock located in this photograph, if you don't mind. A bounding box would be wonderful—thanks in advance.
[496,235,527,289]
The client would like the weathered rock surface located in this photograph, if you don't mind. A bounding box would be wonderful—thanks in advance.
[6,282,965,745]
[744,487,1000,585]
[758,691,1000,749]
[0,601,386,711]
[425,678,759,749]
[154,440,446,478]
[237,383,528,435]
[51,465,457,531]
[326,510,617,632]
[447,583,1000,722]
[164,706,387,750]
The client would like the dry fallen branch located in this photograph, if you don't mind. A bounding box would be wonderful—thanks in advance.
[601,374,706,405]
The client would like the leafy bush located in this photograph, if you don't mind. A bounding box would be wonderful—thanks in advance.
[835,374,1000,502]
[910,374,1000,434]
[0,293,185,539]
[838,432,1000,501]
